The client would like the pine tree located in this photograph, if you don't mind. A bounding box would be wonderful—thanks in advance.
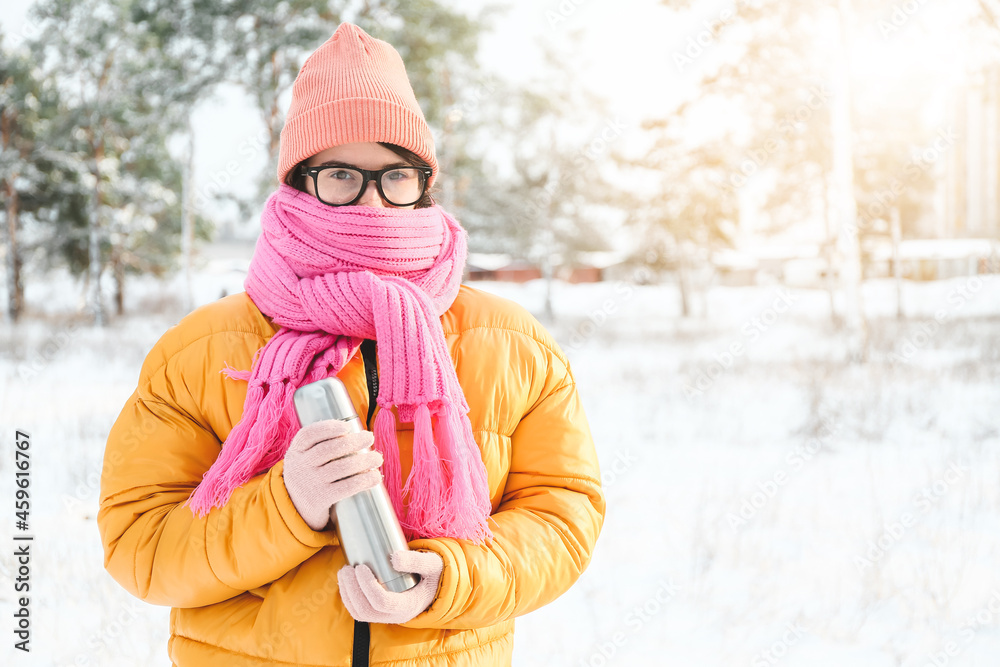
[28,0,212,321]
[0,30,85,321]
[129,0,233,311]
[0,37,38,322]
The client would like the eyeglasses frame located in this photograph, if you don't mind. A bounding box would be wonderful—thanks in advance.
[299,164,433,207]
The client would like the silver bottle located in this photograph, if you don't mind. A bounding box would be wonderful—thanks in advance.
[293,378,419,593]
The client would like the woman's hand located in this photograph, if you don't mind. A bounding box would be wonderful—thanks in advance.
[282,419,383,531]
[337,550,444,624]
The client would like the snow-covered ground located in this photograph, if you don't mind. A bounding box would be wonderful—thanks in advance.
[1,264,999,666]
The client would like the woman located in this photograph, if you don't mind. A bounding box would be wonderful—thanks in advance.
[98,22,605,667]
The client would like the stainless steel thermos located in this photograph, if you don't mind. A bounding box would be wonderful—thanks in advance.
[293,378,419,593]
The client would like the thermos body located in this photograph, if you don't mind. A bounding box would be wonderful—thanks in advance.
[293,378,420,593]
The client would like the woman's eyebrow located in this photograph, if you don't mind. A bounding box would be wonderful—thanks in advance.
[316,159,411,169]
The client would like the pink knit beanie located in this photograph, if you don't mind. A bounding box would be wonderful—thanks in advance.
[277,23,438,186]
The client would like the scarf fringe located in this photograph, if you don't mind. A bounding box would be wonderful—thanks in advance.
[185,380,295,516]
[402,403,446,536]
[392,402,494,543]
[373,406,403,523]
[221,361,252,382]
[435,403,493,543]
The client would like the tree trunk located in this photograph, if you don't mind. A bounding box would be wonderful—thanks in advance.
[821,172,838,327]
[891,205,903,319]
[832,0,867,360]
[268,50,282,159]
[181,116,195,311]
[677,244,692,318]
[541,254,554,322]
[89,134,105,326]
[3,176,23,322]
[438,64,457,211]
[111,248,125,315]
[2,108,24,322]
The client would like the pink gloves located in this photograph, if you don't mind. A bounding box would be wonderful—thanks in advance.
[284,421,444,623]
[338,550,444,624]
[282,419,384,532]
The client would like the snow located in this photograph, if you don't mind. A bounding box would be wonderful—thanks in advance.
[861,238,1000,263]
[1,266,999,666]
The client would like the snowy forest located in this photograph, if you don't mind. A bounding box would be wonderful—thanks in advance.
[2,0,1000,665]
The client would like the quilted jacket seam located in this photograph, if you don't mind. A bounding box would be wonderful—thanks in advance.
[445,324,570,372]
[142,329,268,388]
[370,631,512,666]
[170,632,328,666]
[168,627,512,666]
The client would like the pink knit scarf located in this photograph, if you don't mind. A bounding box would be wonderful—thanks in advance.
[185,184,493,544]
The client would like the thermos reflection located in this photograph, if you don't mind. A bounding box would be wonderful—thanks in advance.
[293,378,419,593]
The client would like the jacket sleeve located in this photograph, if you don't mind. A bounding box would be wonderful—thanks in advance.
[97,321,338,609]
[402,330,605,630]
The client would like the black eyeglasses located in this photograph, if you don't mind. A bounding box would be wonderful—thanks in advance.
[299,164,433,207]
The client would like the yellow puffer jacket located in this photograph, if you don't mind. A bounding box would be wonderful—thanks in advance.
[98,284,605,666]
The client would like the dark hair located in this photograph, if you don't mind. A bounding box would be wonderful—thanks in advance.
[284,143,436,208]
